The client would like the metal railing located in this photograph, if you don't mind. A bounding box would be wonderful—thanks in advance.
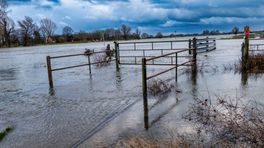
[189,37,216,53]
[46,50,117,88]
[114,39,191,66]
[141,44,197,129]
[249,44,264,52]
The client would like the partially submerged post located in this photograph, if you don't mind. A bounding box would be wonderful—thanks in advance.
[114,41,120,69]
[46,56,53,88]
[142,58,149,129]
[175,53,178,82]
[193,37,197,64]
[188,39,192,54]
[242,26,250,70]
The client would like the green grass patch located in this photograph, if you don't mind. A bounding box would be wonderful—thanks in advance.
[0,126,13,141]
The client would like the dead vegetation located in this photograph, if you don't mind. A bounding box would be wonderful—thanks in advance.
[222,61,241,73]
[223,54,264,74]
[113,96,264,147]
[183,97,264,147]
[84,48,94,56]
[147,79,179,96]
[247,54,264,73]
[92,44,114,67]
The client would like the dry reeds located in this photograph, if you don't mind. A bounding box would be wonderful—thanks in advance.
[183,97,264,147]
[247,54,264,73]
[93,54,110,67]
[92,44,114,67]
[147,79,176,96]
[84,48,94,56]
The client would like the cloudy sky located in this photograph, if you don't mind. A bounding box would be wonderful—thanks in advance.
[7,0,264,35]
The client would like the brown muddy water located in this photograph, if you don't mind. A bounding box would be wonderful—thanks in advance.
[0,38,264,148]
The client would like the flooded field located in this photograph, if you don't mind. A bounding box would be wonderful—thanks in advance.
[1,37,264,147]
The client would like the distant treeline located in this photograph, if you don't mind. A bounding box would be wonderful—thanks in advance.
[0,1,263,48]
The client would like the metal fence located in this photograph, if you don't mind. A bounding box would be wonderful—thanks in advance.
[249,44,264,54]
[114,39,191,66]
[141,47,197,129]
[46,50,117,88]
[189,37,216,53]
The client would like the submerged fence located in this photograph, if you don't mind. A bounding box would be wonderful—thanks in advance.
[46,37,215,128]
[114,37,215,67]
[141,47,196,129]
[189,37,216,53]
[249,44,264,53]
[46,50,117,88]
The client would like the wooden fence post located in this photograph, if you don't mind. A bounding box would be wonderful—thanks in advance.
[114,42,120,69]
[142,58,149,130]
[46,56,53,88]
[193,37,197,64]
[88,54,92,75]
[244,37,249,60]
[206,37,209,51]
[188,39,192,54]
[175,53,178,82]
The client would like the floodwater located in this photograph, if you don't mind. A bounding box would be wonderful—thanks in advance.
[0,37,264,148]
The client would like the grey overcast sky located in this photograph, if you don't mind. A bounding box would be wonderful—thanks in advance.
[7,0,264,34]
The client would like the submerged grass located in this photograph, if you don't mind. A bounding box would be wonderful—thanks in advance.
[0,126,13,141]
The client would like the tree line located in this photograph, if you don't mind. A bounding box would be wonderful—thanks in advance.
[0,0,249,48]
[0,1,157,48]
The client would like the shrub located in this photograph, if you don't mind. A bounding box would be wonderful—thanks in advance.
[147,79,177,96]
[183,97,264,147]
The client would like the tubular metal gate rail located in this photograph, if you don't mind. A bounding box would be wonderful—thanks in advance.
[189,37,216,53]
[114,37,216,67]
[46,50,117,88]
[249,44,264,52]
[141,47,197,129]
[114,39,191,66]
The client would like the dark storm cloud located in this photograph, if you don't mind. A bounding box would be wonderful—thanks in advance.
[7,0,264,34]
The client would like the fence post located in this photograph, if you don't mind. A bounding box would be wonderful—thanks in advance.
[114,42,120,69]
[175,53,178,82]
[188,39,192,54]
[46,56,53,88]
[214,39,216,50]
[142,58,149,130]
[88,54,92,75]
[193,37,197,64]
[206,37,209,51]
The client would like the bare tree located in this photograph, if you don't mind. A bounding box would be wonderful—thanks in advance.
[0,0,14,47]
[114,29,121,40]
[141,32,149,39]
[40,18,57,43]
[62,26,73,42]
[135,28,141,39]
[232,27,239,35]
[0,0,7,19]
[33,25,42,45]
[155,32,163,38]
[18,16,35,46]
[120,24,131,40]
[0,17,15,47]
